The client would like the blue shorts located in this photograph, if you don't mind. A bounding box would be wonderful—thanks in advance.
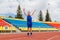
[27,23,32,28]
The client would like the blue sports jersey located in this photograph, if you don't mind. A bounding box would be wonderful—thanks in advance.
[27,15,32,27]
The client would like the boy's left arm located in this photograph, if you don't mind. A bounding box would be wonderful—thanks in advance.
[31,10,36,16]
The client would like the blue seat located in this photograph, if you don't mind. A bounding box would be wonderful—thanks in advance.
[32,22,53,28]
[4,19,27,28]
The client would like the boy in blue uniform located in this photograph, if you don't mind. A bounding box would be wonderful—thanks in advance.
[23,8,35,36]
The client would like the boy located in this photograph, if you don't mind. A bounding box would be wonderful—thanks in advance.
[23,8,35,36]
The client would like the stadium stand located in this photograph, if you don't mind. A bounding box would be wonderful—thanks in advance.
[3,18,59,32]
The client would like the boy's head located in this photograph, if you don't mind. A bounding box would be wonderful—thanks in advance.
[28,11,30,16]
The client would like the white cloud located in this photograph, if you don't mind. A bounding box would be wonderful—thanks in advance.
[0,0,18,14]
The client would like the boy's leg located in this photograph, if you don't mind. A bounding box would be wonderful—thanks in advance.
[30,28,32,35]
[27,27,29,32]
[29,24,32,35]
[27,27,29,35]
[30,28,32,32]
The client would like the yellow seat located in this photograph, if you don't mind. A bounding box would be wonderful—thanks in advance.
[20,28,59,31]
[47,28,58,30]
[0,26,3,30]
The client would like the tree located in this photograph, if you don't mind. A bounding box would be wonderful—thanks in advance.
[8,16,13,18]
[15,5,23,19]
[45,10,52,22]
[38,10,43,21]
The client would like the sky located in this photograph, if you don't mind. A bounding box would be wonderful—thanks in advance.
[0,0,60,22]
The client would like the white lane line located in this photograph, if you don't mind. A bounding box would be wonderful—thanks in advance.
[47,36,59,40]
[10,37,27,40]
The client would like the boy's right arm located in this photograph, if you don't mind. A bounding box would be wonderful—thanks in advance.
[23,8,27,16]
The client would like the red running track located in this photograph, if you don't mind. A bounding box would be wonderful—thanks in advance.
[0,32,60,40]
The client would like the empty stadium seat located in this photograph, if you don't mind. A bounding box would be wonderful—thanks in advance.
[4,18,53,29]
[0,19,16,33]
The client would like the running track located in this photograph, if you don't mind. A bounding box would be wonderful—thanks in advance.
[0,32,60,40]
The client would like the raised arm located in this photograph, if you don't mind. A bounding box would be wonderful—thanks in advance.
[31,10,36,16]
[23,8,27,16]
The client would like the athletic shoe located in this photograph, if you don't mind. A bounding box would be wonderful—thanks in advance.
[27,33,29,36]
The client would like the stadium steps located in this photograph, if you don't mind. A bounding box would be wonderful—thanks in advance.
[2,19,21,33]
[3,18,60,32]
